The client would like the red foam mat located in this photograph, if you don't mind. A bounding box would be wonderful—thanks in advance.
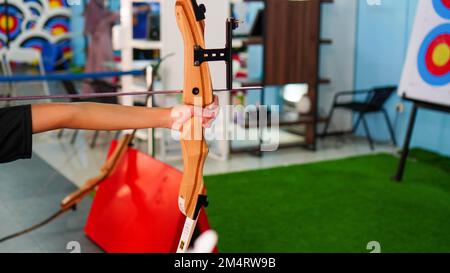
[85,140,212,253]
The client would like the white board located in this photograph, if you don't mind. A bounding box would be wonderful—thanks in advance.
[399,0,450,107]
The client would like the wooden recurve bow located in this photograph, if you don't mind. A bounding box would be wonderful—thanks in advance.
[175,0,213,253]
[175,0,238,253]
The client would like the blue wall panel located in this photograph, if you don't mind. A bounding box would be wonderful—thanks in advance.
[354,0,450,156]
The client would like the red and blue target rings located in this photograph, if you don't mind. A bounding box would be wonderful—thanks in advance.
[417,23,450,86]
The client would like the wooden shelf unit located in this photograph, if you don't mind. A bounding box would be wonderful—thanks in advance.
[229,0,333,153]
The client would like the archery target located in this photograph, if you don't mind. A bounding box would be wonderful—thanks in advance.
[18,34,56,71]
[0,4,25,41]
[417,23,450,86]
[399,0,450,107]
[43,15,70,36]
[49,0,69,9]
[23,1,43,30]
[29,6,41,17]
[26,20,37,30]
[24,0,45,9]
[20,36,52,55]
[433,0,450,19]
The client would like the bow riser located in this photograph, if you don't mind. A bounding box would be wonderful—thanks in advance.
[175,0,213,221]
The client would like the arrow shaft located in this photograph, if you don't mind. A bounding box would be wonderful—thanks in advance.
[0,86,262,102]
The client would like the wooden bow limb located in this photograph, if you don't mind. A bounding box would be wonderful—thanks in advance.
[60,133,134,211]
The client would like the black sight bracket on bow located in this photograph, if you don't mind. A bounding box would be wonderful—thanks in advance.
[193,18,240,91]
[191,0,206,21]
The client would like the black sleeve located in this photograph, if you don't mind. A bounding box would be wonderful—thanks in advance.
[0,105,33,163]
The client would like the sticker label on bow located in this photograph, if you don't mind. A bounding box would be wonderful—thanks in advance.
[178,197,186,215]
[178,217,195,252]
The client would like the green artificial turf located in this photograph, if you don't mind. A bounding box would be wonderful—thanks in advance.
[204,149,450,253]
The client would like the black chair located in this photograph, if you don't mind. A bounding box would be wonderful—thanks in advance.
[322,86,397,150]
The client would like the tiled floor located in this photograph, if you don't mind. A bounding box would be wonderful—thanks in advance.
[32,129,397,188]
[0,151,102,253]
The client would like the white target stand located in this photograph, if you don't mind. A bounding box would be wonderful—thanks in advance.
[394,0,450,181]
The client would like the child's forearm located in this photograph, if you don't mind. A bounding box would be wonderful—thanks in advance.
[31,103,172,134]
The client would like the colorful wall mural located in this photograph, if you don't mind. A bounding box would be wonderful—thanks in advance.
[0,0,71,71]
